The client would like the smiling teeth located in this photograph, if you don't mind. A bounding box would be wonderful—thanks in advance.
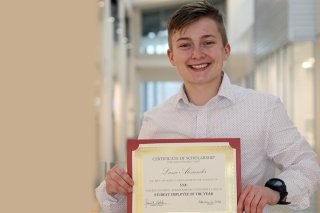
[192,64,207,69]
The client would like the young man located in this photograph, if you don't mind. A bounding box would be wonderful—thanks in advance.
[96,1,320,212]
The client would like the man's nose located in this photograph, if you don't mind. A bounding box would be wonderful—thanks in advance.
[191,46,205,59]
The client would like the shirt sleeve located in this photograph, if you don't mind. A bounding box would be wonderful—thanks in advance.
[265,98,320,210]
[138,113,153,139]
[95,180,127,213]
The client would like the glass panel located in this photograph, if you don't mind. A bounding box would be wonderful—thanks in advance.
[292,42,315,147]
[140,6,180,55]
[254,42,315,148]
[140,81,182,115]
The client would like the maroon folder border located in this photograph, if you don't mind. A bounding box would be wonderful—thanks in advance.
[126,138,241,213]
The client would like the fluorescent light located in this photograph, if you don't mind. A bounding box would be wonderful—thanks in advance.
[302,58,315,69]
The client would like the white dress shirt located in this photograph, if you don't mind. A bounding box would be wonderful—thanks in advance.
[96,72,320,213]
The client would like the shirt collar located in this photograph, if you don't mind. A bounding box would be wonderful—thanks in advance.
[173,71,236,107]
[217,72,236,103]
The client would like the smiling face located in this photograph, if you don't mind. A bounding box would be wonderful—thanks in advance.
[167,17,230,91]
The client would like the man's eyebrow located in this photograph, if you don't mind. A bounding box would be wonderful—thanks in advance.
[201,35,217,39]
[176,37,191,42]
[176,35,217,42]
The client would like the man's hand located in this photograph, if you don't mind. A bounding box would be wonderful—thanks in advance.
[237,184,280,213]
[105,165,134,196]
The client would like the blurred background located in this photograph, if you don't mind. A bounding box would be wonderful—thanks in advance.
[96,0,320,212]
[1,0,319,212]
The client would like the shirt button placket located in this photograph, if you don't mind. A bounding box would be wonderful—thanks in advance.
[196,108,208,138]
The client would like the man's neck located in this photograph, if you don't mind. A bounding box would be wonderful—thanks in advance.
[184,73,223,106]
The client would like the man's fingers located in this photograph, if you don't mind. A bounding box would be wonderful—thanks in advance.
[113,166,134,186]
[250,192,262,213]
[105,165,134,195]
[238,184,275,213]
[257,197,268,213]
[108,171,131,191]
[237,184,251,213]
[244,191,255,213]
[106,177,129,195]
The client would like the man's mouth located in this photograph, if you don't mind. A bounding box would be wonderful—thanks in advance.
[189,63,210,71]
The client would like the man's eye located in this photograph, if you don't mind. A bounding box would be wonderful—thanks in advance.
[179,43,191,48]
[203,41,215,46]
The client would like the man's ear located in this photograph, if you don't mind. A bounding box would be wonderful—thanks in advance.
[223,44,231,61]
[167,48,175,66]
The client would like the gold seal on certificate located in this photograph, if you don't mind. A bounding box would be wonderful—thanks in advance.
[127,138,241,213]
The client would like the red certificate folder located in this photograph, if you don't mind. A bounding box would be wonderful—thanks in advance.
[127,138,241,213]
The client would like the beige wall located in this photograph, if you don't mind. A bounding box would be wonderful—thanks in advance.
[0,1,99,212]
[316,1,320,210]
[316,0,320,210]
[316,36,320,213]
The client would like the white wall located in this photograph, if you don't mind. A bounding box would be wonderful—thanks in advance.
[226,0,255,82]
[227,0,254,45]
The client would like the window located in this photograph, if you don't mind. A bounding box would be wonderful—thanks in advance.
[140,81,182,115]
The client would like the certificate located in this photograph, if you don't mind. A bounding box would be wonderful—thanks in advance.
[127,138,241,213]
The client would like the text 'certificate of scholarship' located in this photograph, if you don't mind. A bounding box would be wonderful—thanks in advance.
[127,138,241,213]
